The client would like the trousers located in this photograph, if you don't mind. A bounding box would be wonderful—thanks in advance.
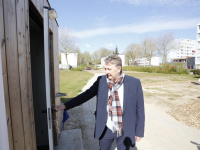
[99,126,134,150]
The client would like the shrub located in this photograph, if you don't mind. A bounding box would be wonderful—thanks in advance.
[122,63,189,75]
[195,69,200,75]
[93,68,100,70]
[70,68,83,71]
[190,69,195,72]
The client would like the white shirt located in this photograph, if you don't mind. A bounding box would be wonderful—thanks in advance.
[106,82,124,130]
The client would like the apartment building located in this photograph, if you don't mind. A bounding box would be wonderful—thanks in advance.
[196,23,200,69]
[176,38,196,58]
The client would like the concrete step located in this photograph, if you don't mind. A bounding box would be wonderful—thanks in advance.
[55,129,84,150]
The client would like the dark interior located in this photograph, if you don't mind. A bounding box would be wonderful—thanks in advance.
[29,9,49,150]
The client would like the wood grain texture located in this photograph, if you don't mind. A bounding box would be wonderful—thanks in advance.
[16,0,34,149]
[24,0,37,149]
[3,0,25,149]
[0,0,14,149]
[53,20,61,140]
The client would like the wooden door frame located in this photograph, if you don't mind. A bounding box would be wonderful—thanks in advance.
[0,43,10,150]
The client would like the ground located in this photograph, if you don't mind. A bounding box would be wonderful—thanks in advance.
[59,70,200,150]
[61,69,200,132]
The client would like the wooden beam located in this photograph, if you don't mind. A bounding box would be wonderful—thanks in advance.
[16,0,35,149]
[3,0,25,149]
[53,20,61,141]
[24,0,37,149]
[0,0,14,149]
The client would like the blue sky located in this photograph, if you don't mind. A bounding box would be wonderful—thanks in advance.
[48,0,200,54]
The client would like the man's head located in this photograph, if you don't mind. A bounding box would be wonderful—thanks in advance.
[104,55,122,81]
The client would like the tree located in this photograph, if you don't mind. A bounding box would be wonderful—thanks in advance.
[146,37,157,65]
[113,45,119,55]
[99,47,113,58]
[75,48,82,66]
[81,51,91,65]
[125,43,142,65]
[140,35,149,66]
[91,50,101,65]
[59,28,77,69]
[59,54,61,64]
[156,32,176,64]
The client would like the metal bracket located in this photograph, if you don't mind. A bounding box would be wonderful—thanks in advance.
[56,93,67,97]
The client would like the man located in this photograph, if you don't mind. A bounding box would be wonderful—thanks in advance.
[55,55,145,150]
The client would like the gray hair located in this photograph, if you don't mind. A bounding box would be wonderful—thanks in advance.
[104,55,122,72]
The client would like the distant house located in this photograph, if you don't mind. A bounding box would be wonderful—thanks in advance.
[59,52,78,69]
[133,57,160,66]
[170,57,195,69]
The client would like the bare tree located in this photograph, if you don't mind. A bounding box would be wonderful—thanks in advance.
[125,43,142,65]
[99,47,113,58]
[91,50,101,65]
[81,51,91,65]
[140,35,150,66]
[59,28,77,69]
[147,37,157,65]
[157,32,176,64]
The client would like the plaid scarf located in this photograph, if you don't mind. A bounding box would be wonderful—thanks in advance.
[107,72,124,137]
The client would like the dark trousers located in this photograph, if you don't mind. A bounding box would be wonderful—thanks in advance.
[99,126,133,150]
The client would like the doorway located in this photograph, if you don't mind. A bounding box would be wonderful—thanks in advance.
[29,9,49,150]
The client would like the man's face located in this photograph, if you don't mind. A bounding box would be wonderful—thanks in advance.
[104,63,121,81]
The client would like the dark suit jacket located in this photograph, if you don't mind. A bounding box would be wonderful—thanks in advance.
[64,75,145,146]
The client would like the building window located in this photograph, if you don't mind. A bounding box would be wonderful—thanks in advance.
[198,49,200,54]
[198,33,200,38]
[197,57,200,62]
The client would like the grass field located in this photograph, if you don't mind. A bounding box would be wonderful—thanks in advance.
[59,70,93,103]
[125,72,200,84]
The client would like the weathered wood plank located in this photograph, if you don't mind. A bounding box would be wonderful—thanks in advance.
[53,20,61,142]
[3,0,25,149]
[16,0,34,149]
[39,0,44,16]
[30,0,36,8]
[24,0,37,149]
[0,0,14,149]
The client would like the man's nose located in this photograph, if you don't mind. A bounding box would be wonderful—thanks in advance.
[105,70,109,74]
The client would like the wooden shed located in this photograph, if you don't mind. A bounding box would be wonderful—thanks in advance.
[0,0,62,149]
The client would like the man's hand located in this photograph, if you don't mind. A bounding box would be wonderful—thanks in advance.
[55,105,66,112]
[135,136,142,142]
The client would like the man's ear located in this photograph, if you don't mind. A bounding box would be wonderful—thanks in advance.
[118,66,121,73]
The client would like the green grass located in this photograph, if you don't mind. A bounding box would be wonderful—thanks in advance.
[59,71,93,103]
[126,72,200,84]
[168,98,175,100]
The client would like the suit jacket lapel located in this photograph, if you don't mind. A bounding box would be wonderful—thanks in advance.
[123,75,129,115]
[100,76,108,108]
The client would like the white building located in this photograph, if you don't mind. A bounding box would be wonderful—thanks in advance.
[59,52,78,69]
[101,54,125,68]
[134,56,160,66]
[196,23,200,69]
[168,38,197,61]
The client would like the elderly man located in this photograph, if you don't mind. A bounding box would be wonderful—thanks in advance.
[55,55,145,150]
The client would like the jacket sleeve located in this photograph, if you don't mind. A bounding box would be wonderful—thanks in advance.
[135,79,145,137]
[64,76,100,110]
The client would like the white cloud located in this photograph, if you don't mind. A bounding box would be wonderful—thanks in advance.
[73,17,200,39]
[94,16,108,26]
[85,44,91,48]
[105,43,114,47]
[110,0,200,6]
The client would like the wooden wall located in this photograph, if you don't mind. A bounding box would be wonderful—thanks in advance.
[0,0,60,149]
